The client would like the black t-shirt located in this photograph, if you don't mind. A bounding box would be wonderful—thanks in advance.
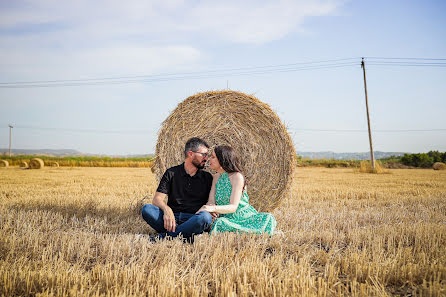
[156,163,213,213]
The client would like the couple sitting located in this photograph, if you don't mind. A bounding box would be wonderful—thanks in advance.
[141,137,276,241]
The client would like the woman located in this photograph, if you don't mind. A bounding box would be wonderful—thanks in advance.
[196,145,276,235]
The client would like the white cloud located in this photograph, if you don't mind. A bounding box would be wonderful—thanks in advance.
[0,0,343,44]
[0,0,342,79]
[185,0,341,43]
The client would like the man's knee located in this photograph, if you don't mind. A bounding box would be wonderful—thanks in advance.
[196,211,213,225]
[141,204,166,233]
[141,204,160,219]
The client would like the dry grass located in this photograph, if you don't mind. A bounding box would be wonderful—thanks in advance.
[357,160,387,174]
[1,167,445,296]
[154,90,296,212]
[1,158,154,168]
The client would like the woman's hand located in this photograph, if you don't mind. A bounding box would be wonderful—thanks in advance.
[196,204,219,218]
[196,204,215,213]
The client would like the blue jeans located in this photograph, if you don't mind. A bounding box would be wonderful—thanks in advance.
[141,204,212,239]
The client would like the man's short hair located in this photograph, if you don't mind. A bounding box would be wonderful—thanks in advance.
[184,137,209,158]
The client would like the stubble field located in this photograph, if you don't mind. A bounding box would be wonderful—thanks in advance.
[0,166,445,296]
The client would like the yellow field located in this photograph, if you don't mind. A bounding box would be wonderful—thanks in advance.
[1,167,445,296]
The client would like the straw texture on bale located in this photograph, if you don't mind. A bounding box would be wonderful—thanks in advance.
[29,158,44,169]
[433,162,446,170]
[51,161,59,167]
[0,160,8,167]
[20,161,28,168]
[154,90,296,212]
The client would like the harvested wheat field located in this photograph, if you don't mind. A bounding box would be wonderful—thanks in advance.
[0,167,445,296]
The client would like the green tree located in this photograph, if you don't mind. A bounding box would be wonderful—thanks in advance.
[428,151,442,163]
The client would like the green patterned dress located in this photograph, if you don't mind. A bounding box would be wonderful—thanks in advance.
[209,172,276,235]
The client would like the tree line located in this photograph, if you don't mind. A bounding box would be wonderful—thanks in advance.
[400,151,446,168]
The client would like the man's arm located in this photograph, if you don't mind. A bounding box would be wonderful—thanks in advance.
[152,191,176,232]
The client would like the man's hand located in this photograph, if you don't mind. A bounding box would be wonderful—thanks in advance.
[152,192,175,232]
[163,208,176,232]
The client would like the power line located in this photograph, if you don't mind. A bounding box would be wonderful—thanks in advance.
[2,56,443,86]
[364,57,446,67]
[0,57,360,86]
[0,60,359,88]
[365,57,446,61]
[367,61,446,65]
[7,125,446,134]
[293,128,446,133]
[366,62,446,67]
[12,125,157,135]
[1,56,444,89]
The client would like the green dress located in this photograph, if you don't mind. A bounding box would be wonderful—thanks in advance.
[209,172,276,235]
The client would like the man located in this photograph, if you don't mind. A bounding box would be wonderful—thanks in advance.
[141,137,214,241]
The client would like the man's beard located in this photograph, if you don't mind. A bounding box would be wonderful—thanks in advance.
[192,157,205,169]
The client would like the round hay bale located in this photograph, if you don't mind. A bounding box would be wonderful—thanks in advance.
[0,160,9,168]
[51,161,59,167]
[20,161,28,168]
[154,90,296,212]
[432,162,446,170]
[29,158,44,169]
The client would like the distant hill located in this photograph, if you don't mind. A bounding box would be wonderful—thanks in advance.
[0,148,82,156]
[2,148,405,160]
[297,151,408,160]
[0,148,154,158]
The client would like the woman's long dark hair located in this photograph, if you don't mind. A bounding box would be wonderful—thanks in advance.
[214,145,247,188]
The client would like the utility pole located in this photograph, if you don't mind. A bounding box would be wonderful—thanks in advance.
[361,58,375,169]
[8,124,13,157]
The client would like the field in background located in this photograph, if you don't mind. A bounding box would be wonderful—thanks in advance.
[0,155,408,169]
[0,155,154,168]
[3,153,444,169]
[1,167,445,296]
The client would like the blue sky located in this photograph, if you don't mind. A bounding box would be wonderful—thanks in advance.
[1,0,445,155]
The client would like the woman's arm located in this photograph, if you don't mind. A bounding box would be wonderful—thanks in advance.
[206,173,219,206]
[196,173,220,216]
[210,172,244,214]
